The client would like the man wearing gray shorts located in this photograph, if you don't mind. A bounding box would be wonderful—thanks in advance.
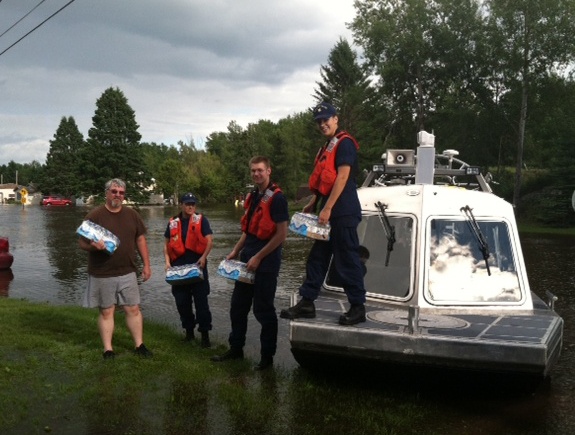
[79,178,153,359]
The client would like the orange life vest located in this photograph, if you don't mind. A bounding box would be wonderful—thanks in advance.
[167,213,208,261]
[240,184,282,240]
[308,131,359,196]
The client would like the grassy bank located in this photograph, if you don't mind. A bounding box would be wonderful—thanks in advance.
[0,298,436,435]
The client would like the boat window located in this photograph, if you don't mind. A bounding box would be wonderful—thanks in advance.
[426,219,521,304]
[325,215,414,300]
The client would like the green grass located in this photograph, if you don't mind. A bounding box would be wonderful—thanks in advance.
[0,298,436,435]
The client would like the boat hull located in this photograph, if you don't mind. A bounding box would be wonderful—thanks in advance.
[288,292,563,377]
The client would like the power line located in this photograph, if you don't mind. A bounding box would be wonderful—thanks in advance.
[0,0,77,58]
[0,0,49,39]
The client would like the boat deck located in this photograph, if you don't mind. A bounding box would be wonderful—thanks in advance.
[288,292,564,376]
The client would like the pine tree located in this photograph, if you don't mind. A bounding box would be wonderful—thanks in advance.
[42,116,84,197]
[313,37,382,172]
[83,87,149,201]
[313,37,372,134]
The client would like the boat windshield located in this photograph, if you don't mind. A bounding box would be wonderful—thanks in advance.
[426,219,521,304]
[325,214,414,300]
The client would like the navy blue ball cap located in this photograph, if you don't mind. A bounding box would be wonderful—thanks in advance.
[180,192,198,204]
[313,102,337,120]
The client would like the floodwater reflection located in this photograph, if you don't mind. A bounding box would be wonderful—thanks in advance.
[0,268,14,297]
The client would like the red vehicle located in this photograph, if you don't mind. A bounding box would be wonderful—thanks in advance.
[42,195,73,206]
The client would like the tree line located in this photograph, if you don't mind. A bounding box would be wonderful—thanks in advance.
[2,0,575,225]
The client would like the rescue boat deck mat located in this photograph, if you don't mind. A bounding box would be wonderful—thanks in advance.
[367,310,468,329]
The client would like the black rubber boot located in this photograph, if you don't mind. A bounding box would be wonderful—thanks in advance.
[200,331,211,348]
[338,304,366,326]
[280,298,316,319]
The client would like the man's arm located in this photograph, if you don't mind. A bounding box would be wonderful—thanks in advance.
[163,239,171,270]
[318,164,351,225]
[78,237,106,252]
[198,234,213,269]
[136,234,152,281]
[227,233,247,260]
[245,221,288,272]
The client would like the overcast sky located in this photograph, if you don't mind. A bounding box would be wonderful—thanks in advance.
[0,0,356,165]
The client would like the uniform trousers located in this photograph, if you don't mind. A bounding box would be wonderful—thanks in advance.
[299,222,366,305]
[228,272,278,358]
[171,279,212,332]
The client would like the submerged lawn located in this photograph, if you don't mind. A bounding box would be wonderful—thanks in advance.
[0,298,437,435]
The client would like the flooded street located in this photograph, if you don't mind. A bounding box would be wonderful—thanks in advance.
[1,204,575,434]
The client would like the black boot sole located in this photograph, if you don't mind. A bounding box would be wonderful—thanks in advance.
[280,310,316,320]
[338,315,366,326]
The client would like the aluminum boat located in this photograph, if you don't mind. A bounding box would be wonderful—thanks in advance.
[286,131,563,377]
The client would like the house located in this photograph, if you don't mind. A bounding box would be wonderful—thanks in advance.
[0,184,38,205]
[0,184,18,204]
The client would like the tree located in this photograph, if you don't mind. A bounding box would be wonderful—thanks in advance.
[274,112,316,198]
[313,37,384,171]
[155,158,188,204]
[484,0,575,207]
[205,120,269,200]
[83,87,149,201]
[351,0,486,145]
[0,160,43,188]
[195,152,228,202]
[352,0,441,134]
[314,38,373,134]
[41,116,84,197]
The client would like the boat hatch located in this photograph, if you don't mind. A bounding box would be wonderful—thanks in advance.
[324,214,415,301]
[426,218,522,305]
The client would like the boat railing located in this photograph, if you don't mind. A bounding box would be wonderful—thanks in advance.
[362,149,493,193]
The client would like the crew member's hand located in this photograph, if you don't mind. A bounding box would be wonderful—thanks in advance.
[91,239,106,251]
[246,255,261,272]
[141,265,151,282]
[318,207,331,225]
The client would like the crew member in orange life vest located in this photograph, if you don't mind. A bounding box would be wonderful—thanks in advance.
[164,192,213,347]
[280,101,367,326]
[211,156,289,371]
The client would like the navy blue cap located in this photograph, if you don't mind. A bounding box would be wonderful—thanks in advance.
[180,192,198,204]
[313,102,337,120]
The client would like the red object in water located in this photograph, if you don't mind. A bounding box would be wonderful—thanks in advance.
[0,268,14,297]
[0,237,14,270]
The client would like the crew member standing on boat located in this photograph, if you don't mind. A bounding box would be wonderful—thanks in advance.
[280,102,366,325]
[164,192,213,348]
[212,156,289,370]
[78,178,153,359]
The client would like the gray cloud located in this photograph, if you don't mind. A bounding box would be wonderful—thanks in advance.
[0,0,355,165]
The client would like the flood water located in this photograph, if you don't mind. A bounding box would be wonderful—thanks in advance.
[1,204,575,434]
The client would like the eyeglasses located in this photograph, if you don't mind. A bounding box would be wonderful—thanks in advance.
[109,189,125,196]
[184,202,196,206]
